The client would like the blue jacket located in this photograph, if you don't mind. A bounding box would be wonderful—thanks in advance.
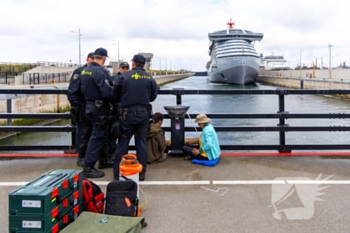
[80,62,113,102]
[67,64,86,108]
[114,67,158,107]
[199,123,221,160]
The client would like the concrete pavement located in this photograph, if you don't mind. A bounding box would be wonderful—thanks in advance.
[1,155,350,232]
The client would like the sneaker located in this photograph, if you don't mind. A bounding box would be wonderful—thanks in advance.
[83,167,105,178]
[76,158,84,167]
[98,158,114,169]
[139,172,146,181]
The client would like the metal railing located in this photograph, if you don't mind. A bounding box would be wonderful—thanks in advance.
[1,88,350,152]
[23,72,72,85]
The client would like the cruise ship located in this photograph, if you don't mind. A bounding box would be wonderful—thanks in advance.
[207,19,263,85]
[260,53,290,70]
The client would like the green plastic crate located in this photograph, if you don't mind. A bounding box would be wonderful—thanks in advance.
[9,203,83,233]
[9,169,82,216]
[59,203,83,231]
[9,208,60,233]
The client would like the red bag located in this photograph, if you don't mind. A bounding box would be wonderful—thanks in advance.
[82,178,105,213]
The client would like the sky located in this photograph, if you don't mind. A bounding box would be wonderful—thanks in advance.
[1,0,349,71]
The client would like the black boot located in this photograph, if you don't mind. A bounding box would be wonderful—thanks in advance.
[108,153,115,161]
[139,172,146,181]
[83,167,105,178]
[98,157,114,169]
[76,158,84,167]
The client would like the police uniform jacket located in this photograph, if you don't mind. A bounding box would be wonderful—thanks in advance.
[111,72,123,85]
[114,67,158,108]
[80,62,113,104]
[67,65,87,108]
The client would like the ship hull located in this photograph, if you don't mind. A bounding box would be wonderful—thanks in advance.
[207,56,259,85]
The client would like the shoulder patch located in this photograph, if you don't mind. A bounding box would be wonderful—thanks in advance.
[73,74,78,80]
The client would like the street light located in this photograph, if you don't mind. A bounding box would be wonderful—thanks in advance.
[113,42,119,62]
[329,43,333,79]
[300,49,302,78]
[71,28,82,66]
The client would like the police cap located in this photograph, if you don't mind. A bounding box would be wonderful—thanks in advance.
[94,48,109,57]
[87,52,94,58]
[131,54,146,65]
[119,62,129,68]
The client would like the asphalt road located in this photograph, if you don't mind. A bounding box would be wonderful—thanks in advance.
[1,155,350,233]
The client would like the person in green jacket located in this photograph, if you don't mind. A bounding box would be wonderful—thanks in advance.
[146,112,170,164]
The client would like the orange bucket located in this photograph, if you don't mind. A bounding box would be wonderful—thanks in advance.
[120,154,143,176]
[120,154,143,198]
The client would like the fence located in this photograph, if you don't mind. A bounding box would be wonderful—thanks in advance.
[0,61,79,67]
[1,88,350,152]
[22,72,72,85]
[0,72,18,84]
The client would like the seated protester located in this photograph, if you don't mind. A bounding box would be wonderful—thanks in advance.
[147,112,170,164]
[182,114,221,161]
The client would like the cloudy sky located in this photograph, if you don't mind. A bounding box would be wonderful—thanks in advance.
[1,0,349,71]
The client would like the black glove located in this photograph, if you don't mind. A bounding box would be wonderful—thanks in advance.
[70,106,79,123]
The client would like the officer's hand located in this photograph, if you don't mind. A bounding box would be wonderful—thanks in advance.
[70,106,79,122]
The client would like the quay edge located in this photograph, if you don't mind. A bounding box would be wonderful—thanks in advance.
[258,69,350,99]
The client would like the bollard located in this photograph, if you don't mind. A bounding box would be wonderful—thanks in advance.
[164,105,190,155]
[300,79,304,89]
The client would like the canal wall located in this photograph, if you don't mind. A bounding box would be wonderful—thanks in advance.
[0,74,193,124]
[257,69,350,98]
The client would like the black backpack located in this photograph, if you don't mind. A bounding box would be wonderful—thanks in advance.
[104,178,139,217]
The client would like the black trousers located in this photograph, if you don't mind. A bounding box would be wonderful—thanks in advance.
[78,117,92,159]
[182,145,209,160]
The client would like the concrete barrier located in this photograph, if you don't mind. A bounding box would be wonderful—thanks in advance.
[257,70,350,99]
[260,69,350,80]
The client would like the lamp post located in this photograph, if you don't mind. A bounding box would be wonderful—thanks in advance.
[329,43,333,79]
[300,49,302,78]
[113,42,120,62]
[71,28,82,66]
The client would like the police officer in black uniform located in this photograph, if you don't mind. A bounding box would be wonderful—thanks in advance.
[80,47,113,178]
[103,62,130,158]
[67,53,114,169]
[113,54,158,181]
[67,52,94,165]
[111,62,129,84]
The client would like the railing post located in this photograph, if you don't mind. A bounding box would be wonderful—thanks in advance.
[277,92,290,152]
[37,73,40,85]
[172,87,184,106]
[7,98,12,126]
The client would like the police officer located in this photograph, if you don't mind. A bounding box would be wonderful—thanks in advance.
[111,61,130,84]
[113,54,158,181]
[67,52,94,165]
[104,62,130,158]
[67,53,114,169]
[80,47,113,178]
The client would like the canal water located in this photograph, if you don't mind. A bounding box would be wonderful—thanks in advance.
[1,76,350,153]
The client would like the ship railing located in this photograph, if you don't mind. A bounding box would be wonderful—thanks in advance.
[1,88,350,153]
